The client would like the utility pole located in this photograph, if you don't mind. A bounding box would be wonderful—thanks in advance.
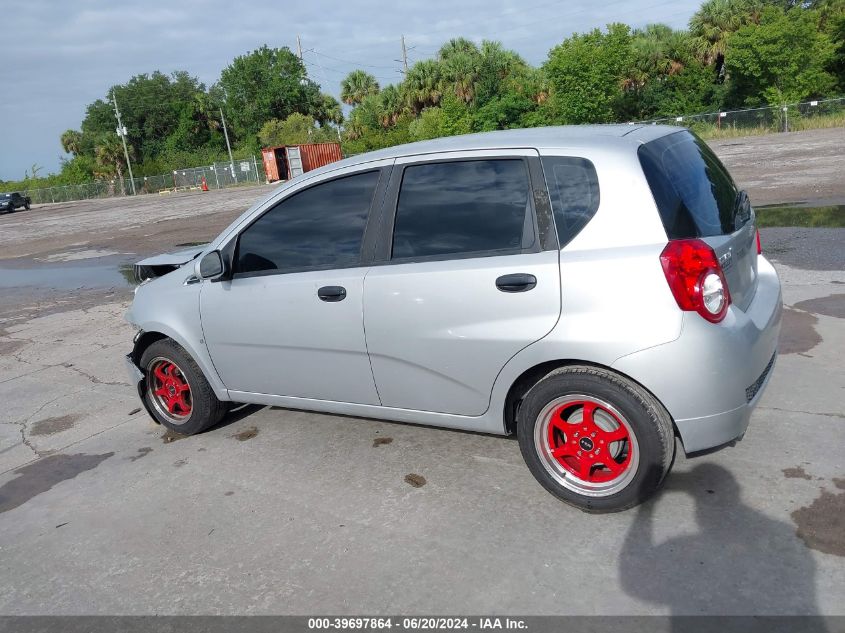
[297,35,303,62]
[220,108,236,179]
[401,35,409,74]
[111,92,136,195]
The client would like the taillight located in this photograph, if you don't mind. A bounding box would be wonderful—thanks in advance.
[660,239,731,323]
[756,229,762,255]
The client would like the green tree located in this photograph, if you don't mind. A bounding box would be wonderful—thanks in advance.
[340,70,380,105]
[312,93,344,126]
[377,84,406,127]
[630,24,693,87]
[726,6,836,105]
[408,107,446,140]
[94,135,129,193]
[257,113,336,146]
[828,11,845,90]
[544,23,634,123]
[405,60,443,112]
[218,45,319,139]
[689,0,765,78]
[60,130,83,156]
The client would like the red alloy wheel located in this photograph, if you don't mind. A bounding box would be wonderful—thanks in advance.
[547,399,633,482]
[534,394,639,497]
[149,358,192,420]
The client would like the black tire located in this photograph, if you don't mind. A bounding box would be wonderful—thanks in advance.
[24,202,30,210]
[517,365,675,513]
[140,338,227,435]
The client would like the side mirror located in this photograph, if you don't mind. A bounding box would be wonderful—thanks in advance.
[196,250,227,281]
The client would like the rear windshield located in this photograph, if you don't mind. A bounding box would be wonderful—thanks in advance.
[638,131,743,238]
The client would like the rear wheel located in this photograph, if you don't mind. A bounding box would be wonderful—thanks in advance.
[140,339,227,435]
[517,365,674,513]
[24,202,30,210]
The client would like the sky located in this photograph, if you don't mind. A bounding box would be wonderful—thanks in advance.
[0,0,704,181]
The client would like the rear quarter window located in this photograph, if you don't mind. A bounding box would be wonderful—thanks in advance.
[540,157,600,247]
[638,131,743,238]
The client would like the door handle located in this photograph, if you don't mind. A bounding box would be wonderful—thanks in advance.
[317,286,347,302]
[495,273,537,292]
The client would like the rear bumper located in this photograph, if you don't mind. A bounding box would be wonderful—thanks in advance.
[612,256,782,453]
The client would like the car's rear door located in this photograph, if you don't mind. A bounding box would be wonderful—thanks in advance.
[200,162,391,404]
[362,150,561,416]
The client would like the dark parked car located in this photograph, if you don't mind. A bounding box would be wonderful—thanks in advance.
[0,192,31,213]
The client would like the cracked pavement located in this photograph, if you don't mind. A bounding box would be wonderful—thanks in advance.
[0,255,842,615]
[0,130,844,614]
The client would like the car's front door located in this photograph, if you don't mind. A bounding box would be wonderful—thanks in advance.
[200,165,390,404]
[362,151,562,416]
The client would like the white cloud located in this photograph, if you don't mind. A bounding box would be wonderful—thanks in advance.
[0,0,701,180]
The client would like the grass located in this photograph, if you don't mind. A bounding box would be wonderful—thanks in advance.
[756,205,845,228]
[694,111,845,140]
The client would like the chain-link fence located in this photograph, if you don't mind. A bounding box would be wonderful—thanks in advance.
[638,96,845,136]
[17,156,264,205]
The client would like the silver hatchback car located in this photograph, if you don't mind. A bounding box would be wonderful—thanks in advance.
[125,125,782,512]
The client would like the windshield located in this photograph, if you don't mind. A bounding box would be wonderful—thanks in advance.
[0,194,10,199]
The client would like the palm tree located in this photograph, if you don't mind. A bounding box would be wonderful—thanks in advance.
[345,94,381,139]
[442,52,479,103]
[475,40,528,102]
[405,60,443,112]
[340,70,380,106]
[689,0,763,77]
[512,67,550,105]
[60,130,83,156]
[95,135,128,193]
[438,37,479,62]
[629,24,693,89]
[377,85,405,127]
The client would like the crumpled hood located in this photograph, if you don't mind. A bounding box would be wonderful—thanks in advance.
[134,244,207,282]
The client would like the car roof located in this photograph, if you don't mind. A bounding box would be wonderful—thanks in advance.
[311,124,682,176]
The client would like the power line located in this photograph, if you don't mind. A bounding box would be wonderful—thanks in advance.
[312,50,396,70]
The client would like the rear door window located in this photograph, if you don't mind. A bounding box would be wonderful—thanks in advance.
[391,159,534,260]
[541,157,600,246]
[638,131,743,238]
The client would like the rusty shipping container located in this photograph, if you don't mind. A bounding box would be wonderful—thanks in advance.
[261,142,343,183]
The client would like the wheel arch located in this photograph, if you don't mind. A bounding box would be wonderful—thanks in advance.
[129,325,229,401]
[503,358,678,439]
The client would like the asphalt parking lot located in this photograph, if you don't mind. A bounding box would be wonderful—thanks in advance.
[0,129,843,615]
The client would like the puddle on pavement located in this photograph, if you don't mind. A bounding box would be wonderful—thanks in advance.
[791,478,845,557]
[0,255,137,291]
[0,452,113,514]
[30,414,79,436]
[756,204,845,228]
[779,307,822,355]
[794,294,845,319]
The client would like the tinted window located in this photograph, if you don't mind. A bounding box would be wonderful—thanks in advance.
[541,157,600,246]
[236,170,379,274]
[392,160,532,259]
[638,131,742,238]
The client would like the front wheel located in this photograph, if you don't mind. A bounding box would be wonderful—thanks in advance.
[517,365,675,513]
[140,338,227,435]
[24,202,30,210]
